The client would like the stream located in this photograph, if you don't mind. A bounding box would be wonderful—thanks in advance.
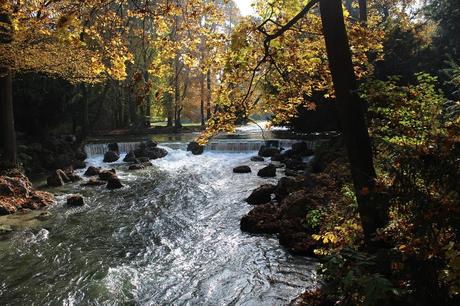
[0,124,320,305]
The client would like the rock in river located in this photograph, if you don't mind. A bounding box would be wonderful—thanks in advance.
[47,169,70,187]
[67,195,84,207]
[84,166,101,177]
[258,145,280,158]
[106,176,123,190]
[233,166,251,173]
[246,184,276,205]
[99,169,116,181]
[187,141,204,155]
[103,151,120,163]
[257,164,277,178]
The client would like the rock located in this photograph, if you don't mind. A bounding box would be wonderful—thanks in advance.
[67,195,84,206]
[0,173,54,215]
[279,190,313,219]
[134,146,168,160]
[123,151,137,163]
[137,157,150,163]
[250,156,264,162]
[279,230,318,256]
[187,141,204,155]
[84,166,101,177]
[271,153,286,162]
[64,167,82,182]
[47,169,70,187]
[106,176,123,190]
[240,203,279,234]
[128,164,145,171]
[285,159,307,171]
[274,177,301,201]
[148,147,168,160]
[246,184,276,205]
[0,179,14,196]
[257,164,277,178]
[0,224,13,235]
[103,151,120,163]
[258,145,280,157]
[233,165,251,173]
[145,140,158,148]
[107,143,119,153]
[99,169,116,181]
[82,178,106,187]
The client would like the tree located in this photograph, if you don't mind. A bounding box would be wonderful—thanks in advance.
[199,0,387,241]
[0,9,16,168]
[319,0,385,242]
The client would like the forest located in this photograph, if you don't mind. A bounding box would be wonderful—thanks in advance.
[0,0,459,305]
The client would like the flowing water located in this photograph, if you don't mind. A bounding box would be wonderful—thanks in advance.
[0,126,321,305]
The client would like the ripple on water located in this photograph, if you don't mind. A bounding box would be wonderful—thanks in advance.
[0,149,317,305]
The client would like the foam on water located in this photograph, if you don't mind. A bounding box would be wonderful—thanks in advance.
[0,146,318,305]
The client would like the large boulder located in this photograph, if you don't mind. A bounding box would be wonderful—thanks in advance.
[257,164,277,178]
[67,195,84,206]
[47,169,70,187]
[279,230,318,256]
[274,177,301,202]
[99,169,116,181]
[187,141,204,155]
[233,165,251,173]
[271,153,286,162]
[106,176,123,190]
[134,144,168,160]
[285,159,307,171]
[0,173,54,215]
[246,184,276,205]
[84,166,101,177]
[279,190,313,219]
[148,147,168,159]
[107,143,119,153]
[240,203,280,234]
[258,145,280,158]
[103,151,120,163]
[123,151,137,163]
[145,140,158,148]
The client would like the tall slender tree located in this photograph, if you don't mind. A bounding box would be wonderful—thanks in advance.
[320,0,385,242]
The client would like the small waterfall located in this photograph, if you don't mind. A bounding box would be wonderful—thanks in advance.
[84,142,142,157]
[85,139,320,157]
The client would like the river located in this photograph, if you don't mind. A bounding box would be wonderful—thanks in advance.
[0,124,320,305]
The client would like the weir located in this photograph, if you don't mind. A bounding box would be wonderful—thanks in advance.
[84,139,319,157]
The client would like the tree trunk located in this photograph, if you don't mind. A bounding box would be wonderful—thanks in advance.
[144,70,151,123]
[0,66,17,168]
[358,0,368,24]
[200,72,206,127]
[206,69,212,120]
[320,0,386,242]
